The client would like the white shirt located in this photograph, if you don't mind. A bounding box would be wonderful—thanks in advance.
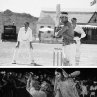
[18,27,33,42]
[74,25,86,39]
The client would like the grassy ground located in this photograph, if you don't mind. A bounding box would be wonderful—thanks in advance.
[0,41,62,66]
[0,41,97,66]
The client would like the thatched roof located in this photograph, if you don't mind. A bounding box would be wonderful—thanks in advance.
[38,15,55,25]
[39,10,94,24]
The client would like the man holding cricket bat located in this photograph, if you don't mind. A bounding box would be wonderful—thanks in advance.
[12,22,34,65]
[56,12,75,66]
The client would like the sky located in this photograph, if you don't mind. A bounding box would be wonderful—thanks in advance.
[0,0,97,17]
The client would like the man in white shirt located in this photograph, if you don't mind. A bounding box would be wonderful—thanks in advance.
[12,22,34,64]
[71,18,86,43]
[71,18,86,65]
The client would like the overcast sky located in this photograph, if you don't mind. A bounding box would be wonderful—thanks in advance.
[0,0,96,17]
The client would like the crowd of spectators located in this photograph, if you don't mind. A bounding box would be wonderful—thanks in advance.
[0,71,54,97]
[0,71,97,97]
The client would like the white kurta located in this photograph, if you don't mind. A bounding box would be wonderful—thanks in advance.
[74,25,86,40]
[18,27,33,42]
[13,27,34,64]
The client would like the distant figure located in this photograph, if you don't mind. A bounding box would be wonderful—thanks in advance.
[12,22,34,64]
[56,12,75,65]
[90,84,96,97]
[80,82,88,97]
[71,18,86,65]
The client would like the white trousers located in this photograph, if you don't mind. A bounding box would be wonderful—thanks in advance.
[75,40,81,65]
[12,41,34,64]
[62,41,81,66]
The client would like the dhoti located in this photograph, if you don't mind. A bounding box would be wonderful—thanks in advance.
[12,41,34,64]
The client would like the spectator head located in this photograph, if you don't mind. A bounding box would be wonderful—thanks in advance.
[40,81,47,91]
[40,81,51,92]
[71,17,77,24]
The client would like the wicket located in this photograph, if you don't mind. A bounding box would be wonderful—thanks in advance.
[53,48,63,66]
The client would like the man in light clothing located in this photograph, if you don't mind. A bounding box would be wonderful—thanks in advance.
[12,22,34,64]
[71,18,86,65]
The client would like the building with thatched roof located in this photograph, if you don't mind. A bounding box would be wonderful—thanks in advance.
[37,7,97,43]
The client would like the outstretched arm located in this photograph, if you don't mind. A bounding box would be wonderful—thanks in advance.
[26,74,32,92]
[16,28,22,48]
